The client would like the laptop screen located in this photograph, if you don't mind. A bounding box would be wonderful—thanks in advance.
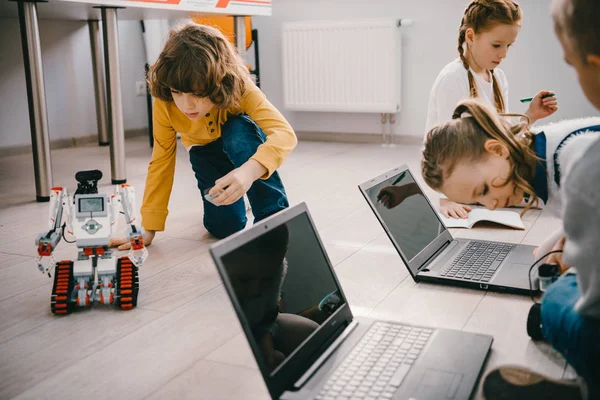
[216,210,347,379]
[363,168,446,262]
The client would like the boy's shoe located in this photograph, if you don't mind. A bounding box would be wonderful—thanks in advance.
[526,303,546,341]
[483,365,583,400]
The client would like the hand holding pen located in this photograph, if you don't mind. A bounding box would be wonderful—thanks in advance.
[521,91,558,125]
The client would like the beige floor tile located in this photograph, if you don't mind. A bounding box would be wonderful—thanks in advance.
[334,240,410,310]
[205,332,258,370]
[12,288,238,400]
[138,251,221,313]
[370,279,485,330]
[1,305,164,399]
[463,292,566,378]
[0,282,52,344]
[147,359,269,400]
[0,252,31,271]
[0,137,575,398]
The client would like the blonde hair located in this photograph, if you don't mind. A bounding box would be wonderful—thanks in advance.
[148,23,250,109]
[422,99,539,214]
[458,0,522,113]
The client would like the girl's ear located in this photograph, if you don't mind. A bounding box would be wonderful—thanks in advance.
[465,27,475,45]
[484,139,510,158]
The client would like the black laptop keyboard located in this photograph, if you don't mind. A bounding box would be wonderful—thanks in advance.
[441,241,514,282]
[315,322,434,400]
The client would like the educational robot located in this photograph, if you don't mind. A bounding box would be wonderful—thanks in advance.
[35,170,147,314]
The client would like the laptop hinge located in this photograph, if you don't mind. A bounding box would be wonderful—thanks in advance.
[418,240,453,271]
[293,320,359,389]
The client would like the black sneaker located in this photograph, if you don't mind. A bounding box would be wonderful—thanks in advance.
[526,303,546,341]
[483,365,583,400]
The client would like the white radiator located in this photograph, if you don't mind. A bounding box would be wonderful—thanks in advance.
[282,19,402,114]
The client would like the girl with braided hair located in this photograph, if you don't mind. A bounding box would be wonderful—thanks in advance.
[425,0,559,219]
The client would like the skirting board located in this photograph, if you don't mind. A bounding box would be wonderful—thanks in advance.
[0,128,148,158]
[295,131,423,146]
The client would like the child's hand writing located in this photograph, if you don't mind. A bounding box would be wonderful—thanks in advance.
[526,91,559,124]
[210,160,267,206]
[440,198,471,219]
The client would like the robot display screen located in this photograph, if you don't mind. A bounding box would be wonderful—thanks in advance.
[78,197,104,213]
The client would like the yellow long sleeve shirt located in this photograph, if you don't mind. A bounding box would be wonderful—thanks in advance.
[141,81,297,231]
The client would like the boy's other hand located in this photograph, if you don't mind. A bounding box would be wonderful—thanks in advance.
[440,198,471,219]
[211,160,267,206]
[109,230,156,251]
[547,235,570,274]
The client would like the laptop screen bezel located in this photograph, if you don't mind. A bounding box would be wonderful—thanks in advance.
[358,165,454,278]
[209,202,354,399]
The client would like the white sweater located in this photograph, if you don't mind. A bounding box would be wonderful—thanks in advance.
[532,117,600,318]
[563,138,600,318]
[425,58,509,134]
[532,117,600,217]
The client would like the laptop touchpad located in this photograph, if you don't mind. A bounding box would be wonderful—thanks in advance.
[416,369,463,399]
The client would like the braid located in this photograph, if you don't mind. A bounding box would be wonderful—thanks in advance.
[458,3,480,99]
[457,0,522,108]
[490,70,505,112]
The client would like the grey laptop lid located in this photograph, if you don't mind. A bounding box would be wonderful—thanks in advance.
[210,203,353,399]
[359,165,454,278]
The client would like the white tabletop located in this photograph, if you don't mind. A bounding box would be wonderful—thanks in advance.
[0,0,271,20]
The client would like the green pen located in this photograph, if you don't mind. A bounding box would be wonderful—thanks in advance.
[520,93,556,103]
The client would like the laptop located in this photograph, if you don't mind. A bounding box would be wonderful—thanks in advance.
[359,165,539,294]
[210,202,493,400]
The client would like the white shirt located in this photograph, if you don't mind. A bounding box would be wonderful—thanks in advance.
[425,58,509,135]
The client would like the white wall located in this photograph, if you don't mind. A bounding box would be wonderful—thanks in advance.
[253,0,598,137]
[0,18,148,149]
[1,0,597,150]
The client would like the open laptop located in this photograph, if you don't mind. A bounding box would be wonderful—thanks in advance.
[359,165,539,294]
[210,202,492,400]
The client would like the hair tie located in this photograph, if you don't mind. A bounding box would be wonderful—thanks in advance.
[452,112,462,119]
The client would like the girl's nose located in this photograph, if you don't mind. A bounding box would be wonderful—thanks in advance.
[480,197,498,211]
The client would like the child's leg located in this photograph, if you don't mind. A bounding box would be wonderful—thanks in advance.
[189,140,247,239]
[541,274,600,397]
[221,115,289,222]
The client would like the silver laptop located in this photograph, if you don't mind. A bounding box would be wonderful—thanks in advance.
[210,202,493,400]
[359,165,539,294]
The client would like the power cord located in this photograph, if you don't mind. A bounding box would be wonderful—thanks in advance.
[528,249,564,304]
[61,222,76,244]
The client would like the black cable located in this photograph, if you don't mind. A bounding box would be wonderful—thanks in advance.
[61,222,76,244]
[528,249,564,304]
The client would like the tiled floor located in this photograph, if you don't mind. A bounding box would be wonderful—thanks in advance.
[0,136,566,399]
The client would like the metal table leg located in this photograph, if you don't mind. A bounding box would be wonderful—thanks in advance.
[17,0,52,202]
[100,7,126,184]
[88,19,110,146]
[234,16,246,61]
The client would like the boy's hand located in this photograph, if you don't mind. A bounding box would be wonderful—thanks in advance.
[440,198,471,219]
[547,235,570,274]
[109,230,156,251]
[210,160,267,206]
[526,90,559,124]
[377,183,419,209]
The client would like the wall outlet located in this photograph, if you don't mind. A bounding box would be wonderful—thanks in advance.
[135,80,147,97]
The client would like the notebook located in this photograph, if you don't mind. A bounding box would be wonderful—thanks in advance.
[439,208,525,230]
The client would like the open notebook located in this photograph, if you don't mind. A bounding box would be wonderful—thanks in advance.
[438,208,525,230]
